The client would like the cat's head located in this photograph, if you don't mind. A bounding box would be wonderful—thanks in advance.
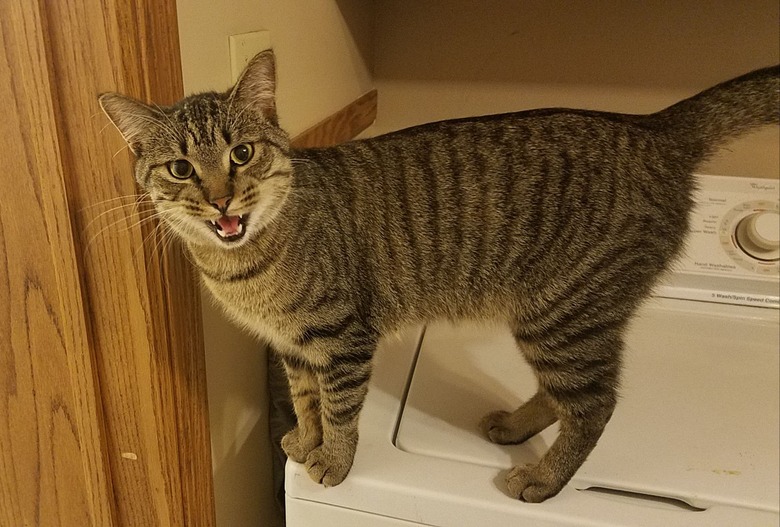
[99,50,292,249]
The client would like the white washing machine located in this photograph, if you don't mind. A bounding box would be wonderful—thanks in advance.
[285,175,780,527]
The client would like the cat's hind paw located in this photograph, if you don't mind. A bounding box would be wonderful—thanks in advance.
[480,410,518,444]
[506,463,565,503]
[480,410,540,445]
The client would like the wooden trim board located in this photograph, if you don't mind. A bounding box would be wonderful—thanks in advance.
[292,89,378,148]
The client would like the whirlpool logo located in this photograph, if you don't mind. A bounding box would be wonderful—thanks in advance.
[749,182,777,191]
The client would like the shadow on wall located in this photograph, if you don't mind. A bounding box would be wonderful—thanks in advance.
[212,418,279,526]
[335,0,376,81]
[201,288,285,527]
[373,0,780,88]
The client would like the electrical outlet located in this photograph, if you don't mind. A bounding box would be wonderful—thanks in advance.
[229,30,272,83]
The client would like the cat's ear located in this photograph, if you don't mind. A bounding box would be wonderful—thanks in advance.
[98,93,160,155]
[229,50,278,124]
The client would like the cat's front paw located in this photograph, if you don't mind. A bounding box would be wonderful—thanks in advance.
[281,426,320,463]
[304,444,356,487]
[506,463,565,503]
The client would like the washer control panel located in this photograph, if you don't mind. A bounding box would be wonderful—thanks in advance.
[656,174,779,308]
[723,204,780,269]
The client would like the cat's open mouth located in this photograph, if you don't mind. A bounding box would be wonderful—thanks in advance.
[207,214,249,242]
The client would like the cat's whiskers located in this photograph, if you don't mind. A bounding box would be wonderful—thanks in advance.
[131,208,193,263]
[160,223,186,257]
[97,121,115,136]
[162,228,198,270]
[153,103,178,133]
[152,215,197,264]
[132,216,167,261]
[82,198,157,236]
[225,90,237,130]
[122,112,182,144]
[79,192,150,213]
[82,206,149,242]
[119,209,178,234]
[84,212,161,253]
[112,144,130,159]
[84,206,177,254]
[144,111,181,141]
[135,221,173,267]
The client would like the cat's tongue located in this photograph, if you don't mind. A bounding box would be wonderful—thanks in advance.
[216,215,241,236]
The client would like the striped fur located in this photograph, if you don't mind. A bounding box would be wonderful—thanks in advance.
[100,52,779,502]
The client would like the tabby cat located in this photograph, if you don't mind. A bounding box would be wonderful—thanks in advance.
[99,51,779,503]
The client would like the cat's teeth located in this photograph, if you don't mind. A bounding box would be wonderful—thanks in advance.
[212,215,245,239]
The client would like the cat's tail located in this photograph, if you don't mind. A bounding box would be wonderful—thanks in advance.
[649,64,779,158]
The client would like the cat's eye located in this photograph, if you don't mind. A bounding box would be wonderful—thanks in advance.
[230,143,254,166]
[169,159,194,180]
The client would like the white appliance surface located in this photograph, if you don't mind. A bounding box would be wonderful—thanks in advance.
[286,175,780,527]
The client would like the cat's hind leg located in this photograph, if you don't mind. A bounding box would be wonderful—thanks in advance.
[499,323,623,502]
[480,390,558,445]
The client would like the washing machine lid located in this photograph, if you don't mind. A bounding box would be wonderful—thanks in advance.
[394,298,780,516]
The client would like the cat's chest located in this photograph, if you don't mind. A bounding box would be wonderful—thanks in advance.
[202,274,304,351]
[204,277,291,336]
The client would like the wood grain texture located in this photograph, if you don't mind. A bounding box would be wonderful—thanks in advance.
[1,0,215,525]
[45,0,214,524]
[291,89,378,148]
[0,1,114,525]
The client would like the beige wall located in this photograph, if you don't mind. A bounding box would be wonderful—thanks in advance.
[371,0,780,178]
[176,2,373,526]
[177,0,373,136]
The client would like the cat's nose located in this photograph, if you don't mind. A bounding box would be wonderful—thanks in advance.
[210,196,232,214]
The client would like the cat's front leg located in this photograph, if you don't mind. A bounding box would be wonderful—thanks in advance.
[302,328,377,487]
[281,357,323,463]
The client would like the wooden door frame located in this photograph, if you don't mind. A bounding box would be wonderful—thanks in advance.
[1,0,214,525]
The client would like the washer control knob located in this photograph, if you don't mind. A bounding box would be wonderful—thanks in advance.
[735,211,780,261]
